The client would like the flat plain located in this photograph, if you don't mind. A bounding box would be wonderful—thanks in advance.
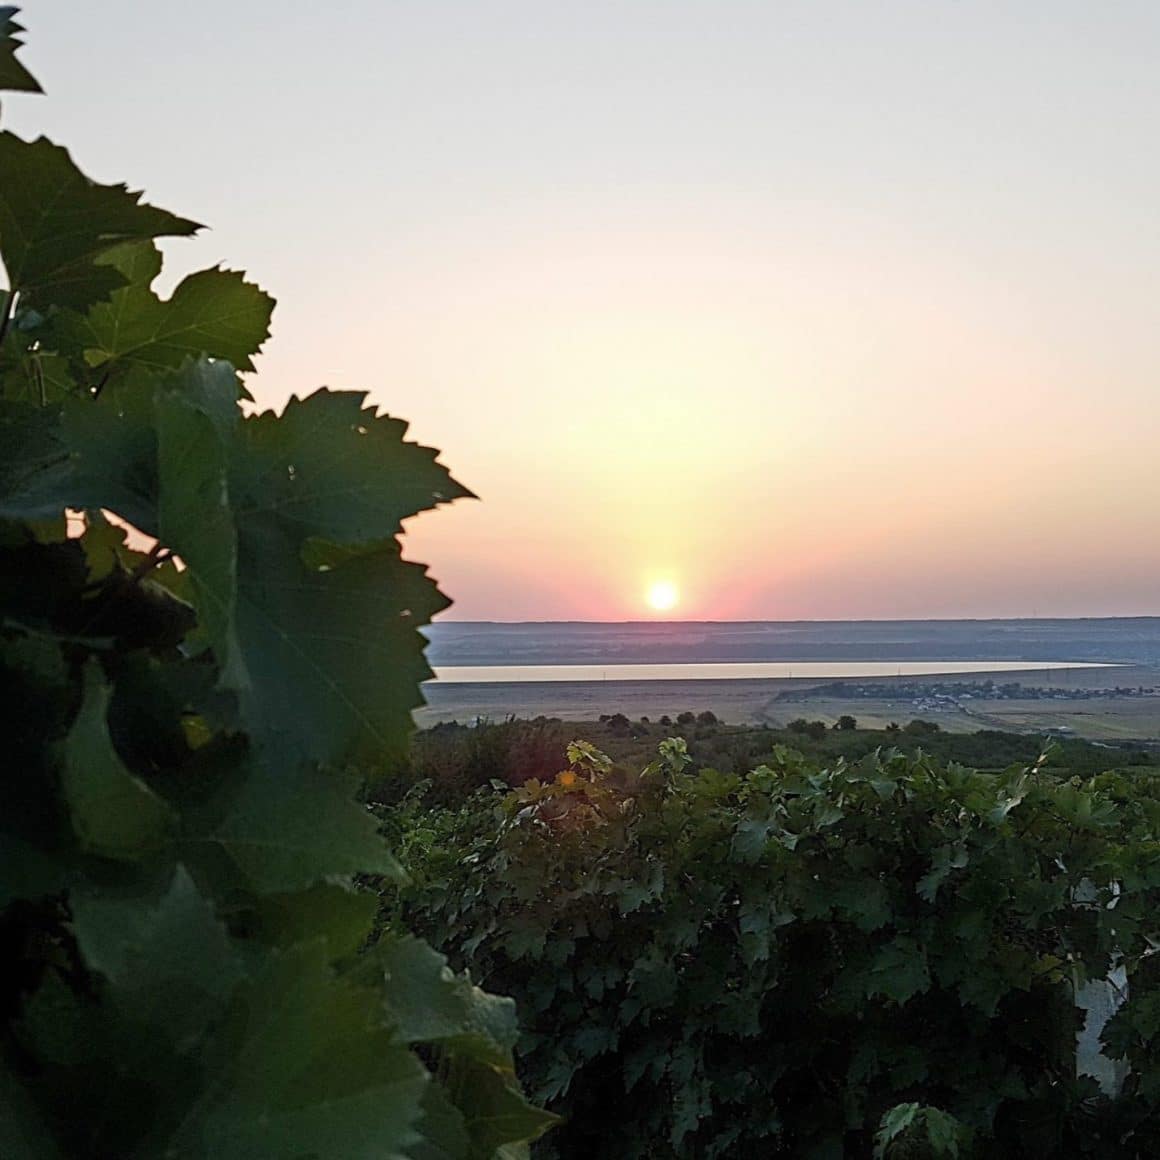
[419,619,1160,742]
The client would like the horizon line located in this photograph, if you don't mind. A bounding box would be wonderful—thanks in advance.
[428,613,1160,627]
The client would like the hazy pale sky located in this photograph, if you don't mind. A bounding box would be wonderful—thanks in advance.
[9,2,1160,620]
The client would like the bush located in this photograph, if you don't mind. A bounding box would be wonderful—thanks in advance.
[835,714,858,731]
[676,711,696,726]
[906,718,942,735]
[390,745,1160,1158]
[787,717,827,739]
[372,717,569,805]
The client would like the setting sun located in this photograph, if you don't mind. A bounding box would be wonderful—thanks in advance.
[646,581,679,613]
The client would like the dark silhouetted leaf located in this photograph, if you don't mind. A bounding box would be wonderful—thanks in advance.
[0,134,199,310]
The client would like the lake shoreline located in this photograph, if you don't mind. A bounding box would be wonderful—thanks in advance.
[428,660,1115,684]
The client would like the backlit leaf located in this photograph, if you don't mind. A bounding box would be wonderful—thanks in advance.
[56,242,273,373]
[367,934,518,1068]
[71,865,244,1047]
[183,756,402,895]
[251,884,380,959]
[166,942,429,1159]
[0,134,199,310]
[449,1059,558,1160]
[0,6,41,93]
[236,390,473,545]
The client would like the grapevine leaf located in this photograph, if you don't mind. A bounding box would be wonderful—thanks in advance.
[450,1059,558,1160]
[917,844,969,903]
[987,775,1030,826]
[1,360,234,531]
[236,390,474,545]
[348,939,557,1157]
[250,884,380,958]
[0,1063,62,1160]
[0,134,200,311]
[6,380,467,768]
[159,385,466,763]
[26,353,76,402]
[0,835,72,908]
[78,507,143,580]
[0,387,161,532]
[230,536,449,764]
[15,972,165,1155]
[70,865,244,1047]
[362,934,519,1068]
[732,811,776,862]
[0,400,71,519]
[0,617,77,911]
[922,1107,963,1156]
[565,740,611,775]
[0,7,39,94]
[865,937,931,1005]
[182,757,402,895]
[60,660,176,862]
[55,242,274,373]
[156,384,238,671]
[166,942,429,1160]
[873,1102,920,1159]
[407,1081,471,1160]
[0,322,78,403]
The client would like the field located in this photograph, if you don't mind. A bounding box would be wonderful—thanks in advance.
[418,662,1160,743]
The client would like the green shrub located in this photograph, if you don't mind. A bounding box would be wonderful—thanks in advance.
[389,744,1160,1158]
[906,719,942,735]
[787,717,828,739]
[371,717,571,806]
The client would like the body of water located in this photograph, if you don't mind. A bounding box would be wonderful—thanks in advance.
[428,660,1113,684]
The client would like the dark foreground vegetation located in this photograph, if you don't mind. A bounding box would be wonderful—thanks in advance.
[0,18,550,1158]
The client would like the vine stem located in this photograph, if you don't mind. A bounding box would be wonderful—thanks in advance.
[30,349,47,405]
[82,538,175,594]
[128,541,174,583]
[90,369,112,400]
[0,287,16,347]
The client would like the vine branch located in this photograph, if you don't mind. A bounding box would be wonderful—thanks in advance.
[129,540,173,583]
[0,286,16,347]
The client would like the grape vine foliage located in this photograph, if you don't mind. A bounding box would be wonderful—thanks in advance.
[0,10,554,1157]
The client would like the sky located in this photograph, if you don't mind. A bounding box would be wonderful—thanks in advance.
[7,1,1160,621]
